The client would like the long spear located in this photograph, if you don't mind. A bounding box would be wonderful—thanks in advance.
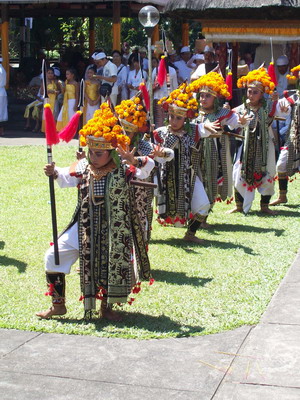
[78,78,85,152]
[42,59,60,265]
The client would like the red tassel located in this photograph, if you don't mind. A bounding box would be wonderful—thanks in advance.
[149,278,155,286]
[44,104,59,145]
[157,56,167,86]
[58,111,82,143]
[139,81,150,111]
[268,62,278,86]
[225,72,233,100]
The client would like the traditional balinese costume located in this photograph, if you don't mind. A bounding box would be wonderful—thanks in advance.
[190,72,242,207]
[23,89,43,127]
[37,103,155,319]
[83,80,100,125]
[41,80,59,132]
[270,67,300,205]
[153,82,212,242]
[56,82,77,130]
[232,68,290,213]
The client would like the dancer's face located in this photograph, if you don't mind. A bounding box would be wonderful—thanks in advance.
[89,149,112,168]
[200,92,215,111]
[169,112,185,131]
[247,87,263,106]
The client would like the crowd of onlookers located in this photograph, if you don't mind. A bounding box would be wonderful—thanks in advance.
[2,40,291,133]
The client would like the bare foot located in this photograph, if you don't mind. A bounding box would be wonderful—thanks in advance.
[260,207,277,216]
[101,308,123,322]
[36,304,67,319]
[201,221,212,229]
[226,207,243,214]
[183,232,204,244]
[269,198,287,206]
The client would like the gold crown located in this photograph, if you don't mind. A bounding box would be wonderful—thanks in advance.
[168,104,188,117]
[86,136,114,150]
[198,86,218,97]
[247,80,265,92]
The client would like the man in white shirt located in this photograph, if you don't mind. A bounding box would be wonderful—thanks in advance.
[94,52,118,106]
[276,55,289,98]
[191,46,217,81]
[112,50,128,104]
[174,46,193,84]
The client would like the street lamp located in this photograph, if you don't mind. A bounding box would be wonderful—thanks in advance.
[138,5,160,128]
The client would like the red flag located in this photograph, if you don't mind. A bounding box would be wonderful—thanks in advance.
[44,104,59,145]
[226,71,233,100]
[157,56,167,86]
[58,111,82,143]
[268,62,278,86]
[139,81,150,111]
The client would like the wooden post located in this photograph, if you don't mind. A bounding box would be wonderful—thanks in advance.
[152,24,159,45]
[219,42,227,78]
[89,16,95,56]
[20,18,26,60]
[112,1,121,51]
[290,42,299,69]
[1,4,9,88]
[182,21,189,47]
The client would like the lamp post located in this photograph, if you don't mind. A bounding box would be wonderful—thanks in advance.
[138,5,160,128]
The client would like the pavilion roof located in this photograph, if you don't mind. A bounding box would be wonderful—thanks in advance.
[164,0,300,19]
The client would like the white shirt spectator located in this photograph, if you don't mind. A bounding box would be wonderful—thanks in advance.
[127,69,148,98]
[152,66,178,100]
[116,64,128,101]
[102,60,118,95]
[173,59,192,83]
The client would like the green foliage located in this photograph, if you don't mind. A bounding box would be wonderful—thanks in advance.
[1,145,299,339]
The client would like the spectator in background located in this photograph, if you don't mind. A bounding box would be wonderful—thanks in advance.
[112,50,128,104]
[121,42,131,66]
[139,47,149,73]
[93,52,118,106]
[191,46,218,81]
[127,55,148,98]
[276,55,289,98]
[174,46,192,84]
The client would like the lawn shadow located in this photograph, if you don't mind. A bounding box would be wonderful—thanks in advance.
[152,269,213,287]
[151,238,256,255]
[252,209,300,218]
[0,255,27,273]
[0,241,5,250]
[58,312,205,338]
[208,223,285,237]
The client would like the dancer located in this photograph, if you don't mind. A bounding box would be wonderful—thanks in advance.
[229,67,290,214]
[36,103,155,321]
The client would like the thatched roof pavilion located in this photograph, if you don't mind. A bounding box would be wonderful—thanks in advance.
[0,0,167,85]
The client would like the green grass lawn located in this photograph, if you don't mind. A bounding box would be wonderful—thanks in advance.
[1,145,300,339]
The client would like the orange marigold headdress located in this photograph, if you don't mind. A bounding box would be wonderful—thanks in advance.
[79,102,130,149]
[190,71,230,99]
[286,65,300,83]
[114,97,147,134]
[237,68,275,94]
[158,82,199,118]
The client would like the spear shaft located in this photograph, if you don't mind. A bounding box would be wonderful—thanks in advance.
[43,59,59,265]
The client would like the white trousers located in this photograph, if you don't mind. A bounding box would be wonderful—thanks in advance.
[45,223,79,274]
